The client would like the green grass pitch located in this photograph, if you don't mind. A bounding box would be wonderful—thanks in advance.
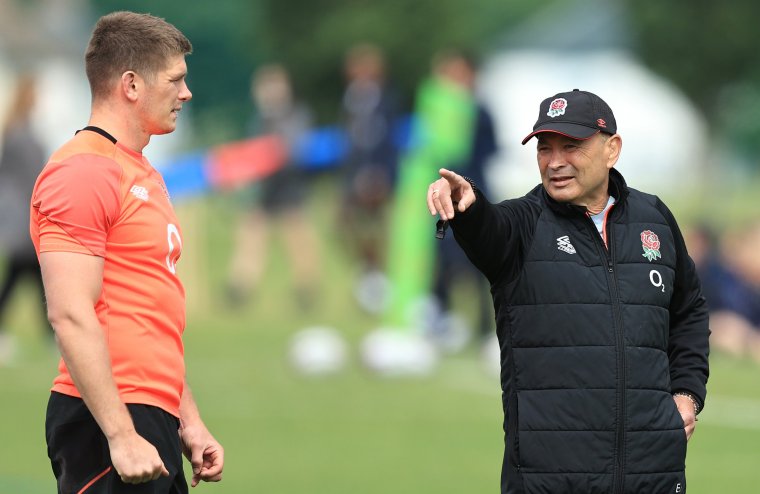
[1,180,759,493]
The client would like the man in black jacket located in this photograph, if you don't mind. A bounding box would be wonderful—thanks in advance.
[427,89,709,494]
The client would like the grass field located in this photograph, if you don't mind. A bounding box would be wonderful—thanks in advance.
[1,178,759,493]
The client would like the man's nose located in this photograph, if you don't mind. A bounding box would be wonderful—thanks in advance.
[179,82,192,101]
[547,150,565,168]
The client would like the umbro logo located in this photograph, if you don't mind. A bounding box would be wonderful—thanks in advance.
[557,235,576,254]
[130,185,149,201]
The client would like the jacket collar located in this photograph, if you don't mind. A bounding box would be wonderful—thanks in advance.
[534,167,629,217]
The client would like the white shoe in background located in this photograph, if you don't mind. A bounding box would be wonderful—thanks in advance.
[481,333,501,377]
[0,332,18,367]
[289,326,348,376]
[360,328,438,376]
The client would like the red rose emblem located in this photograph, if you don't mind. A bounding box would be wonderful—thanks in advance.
[547,98,568,117]
[641,230,660,251]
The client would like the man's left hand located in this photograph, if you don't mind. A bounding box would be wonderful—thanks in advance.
[179,424,224,487]
[673,394,698,441]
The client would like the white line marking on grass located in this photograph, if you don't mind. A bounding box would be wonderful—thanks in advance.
[439,359,760,431]
[697,395,760,431]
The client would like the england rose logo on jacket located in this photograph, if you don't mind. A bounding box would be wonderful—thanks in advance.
[641,230,661,261]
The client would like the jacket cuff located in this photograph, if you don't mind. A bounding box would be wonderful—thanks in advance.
[450,188,486,227]
[672,388,704,415]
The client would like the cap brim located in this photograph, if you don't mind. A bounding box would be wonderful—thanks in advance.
[521,123,600,145]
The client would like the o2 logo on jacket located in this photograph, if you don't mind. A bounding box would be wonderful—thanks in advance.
[649,269,665,293]
[166,223,182,274]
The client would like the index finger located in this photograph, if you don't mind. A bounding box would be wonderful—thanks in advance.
[203,447,224,476]
[196,450,224,483]
[438,168,460,183]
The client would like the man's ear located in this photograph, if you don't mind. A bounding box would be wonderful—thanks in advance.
[606,134,622,169]
[121,71,139,102]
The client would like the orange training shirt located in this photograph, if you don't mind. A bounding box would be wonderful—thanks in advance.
[30,129,186,417]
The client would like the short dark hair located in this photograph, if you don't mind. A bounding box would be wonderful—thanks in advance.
[85,11,192,99]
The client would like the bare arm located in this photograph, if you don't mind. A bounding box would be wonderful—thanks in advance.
[179,381,224,487]
[40,251,168,484]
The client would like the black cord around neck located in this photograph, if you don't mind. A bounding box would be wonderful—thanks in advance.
[77,126,117,144]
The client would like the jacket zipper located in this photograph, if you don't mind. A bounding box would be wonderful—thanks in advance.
[585,209,626,494]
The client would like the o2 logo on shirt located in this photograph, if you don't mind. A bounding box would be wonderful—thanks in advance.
[166,223,182,274]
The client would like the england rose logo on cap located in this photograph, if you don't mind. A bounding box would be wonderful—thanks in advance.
[547,98,567,118]
[521,89,617,145]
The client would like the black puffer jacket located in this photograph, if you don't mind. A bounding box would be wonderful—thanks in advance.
[450,169,710,494]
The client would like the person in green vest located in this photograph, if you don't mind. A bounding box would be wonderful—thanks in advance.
[362,49,479,374]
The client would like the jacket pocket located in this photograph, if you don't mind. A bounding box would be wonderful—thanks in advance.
[505,391,521,469]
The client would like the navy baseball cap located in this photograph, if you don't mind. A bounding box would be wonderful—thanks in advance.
[521,89,616,145]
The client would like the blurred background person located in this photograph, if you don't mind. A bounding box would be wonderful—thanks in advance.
[0,72,49,365]
[361,49,492,374]
[226,64,321,311]
[428,50,498,354]
[337,43,400,315]
[689,223,760,362]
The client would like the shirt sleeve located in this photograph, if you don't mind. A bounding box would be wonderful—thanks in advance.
[32,157,122,257]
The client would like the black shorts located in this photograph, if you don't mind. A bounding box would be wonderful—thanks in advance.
[45,392,188,494]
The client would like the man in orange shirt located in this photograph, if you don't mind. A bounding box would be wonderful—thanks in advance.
[30,11,224,493]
